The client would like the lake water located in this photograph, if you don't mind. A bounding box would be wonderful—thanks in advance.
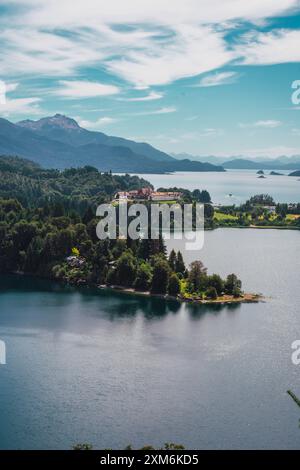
[0,228,300,449]
[132,170,300,205]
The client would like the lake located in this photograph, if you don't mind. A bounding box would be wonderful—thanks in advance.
[0,228,299,449]
[131,170,300,205]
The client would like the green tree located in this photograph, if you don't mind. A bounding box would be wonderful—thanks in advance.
[224,273,242,295]
[175,251,186,275]
[187,260,207,292]
[134,262,152,291]
[12,220,37,252]
[151,258,170,294]
[115,250,137,287]
[24,236,44,272]
[206,286,218,300]
[207,274,224,296]
[168,273,181,296]
[168,249,177,271]
[276,203,288,218]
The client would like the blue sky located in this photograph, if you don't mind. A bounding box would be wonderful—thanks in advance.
[1,0,300,158]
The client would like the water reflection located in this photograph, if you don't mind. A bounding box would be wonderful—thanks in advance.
[0,275,235,324]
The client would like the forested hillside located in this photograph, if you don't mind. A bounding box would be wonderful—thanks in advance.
[0,155,151,212]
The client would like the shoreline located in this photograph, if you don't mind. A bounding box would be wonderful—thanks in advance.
[8,272,264,305]
[99,284,264,305]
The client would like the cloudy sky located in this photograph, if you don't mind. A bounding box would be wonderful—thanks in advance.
[1,0,300,157]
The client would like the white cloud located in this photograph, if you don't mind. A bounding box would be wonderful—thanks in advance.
[237,29,300,65]
[6,83,19,92]
[9,0,298,28]
[196,71,238,87]
[1,1,299,87]
[0,97,42,116]
[107,24,233,87]
[119,91,163,101]
[77,116,117,128]
[55,81,120,98]
[239,120,282,128]
[134,106,177,116]
[199,128,224,137]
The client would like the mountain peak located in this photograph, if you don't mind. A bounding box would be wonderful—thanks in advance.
[18,114,80,131]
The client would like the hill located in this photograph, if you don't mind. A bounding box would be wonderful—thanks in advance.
[0,155,152,209]
[0,115,224,174]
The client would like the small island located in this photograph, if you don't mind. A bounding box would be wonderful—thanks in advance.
[289,170,300,177]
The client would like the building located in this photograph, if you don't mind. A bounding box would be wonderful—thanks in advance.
[262,205,276,213]
[115,191,129,201]
[150,191,182,201]
[114,187,182,202]
[66,256,86,268]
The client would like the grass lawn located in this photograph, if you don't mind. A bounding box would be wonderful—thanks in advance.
[214,211,238,221]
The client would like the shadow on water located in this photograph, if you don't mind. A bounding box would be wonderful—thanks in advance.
[185,301,241,319]
[100,294,182,320]
[0,274,239,323]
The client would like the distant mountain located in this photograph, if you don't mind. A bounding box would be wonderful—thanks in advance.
[171,152,227,165]
[172,152,300,170]
[18,114,174,163]
[223,158,300,170]
[289,170,300,176]
[224,159,263,169]
[0,114,224,173]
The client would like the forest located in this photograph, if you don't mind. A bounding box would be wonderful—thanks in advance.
[0,156,242,301]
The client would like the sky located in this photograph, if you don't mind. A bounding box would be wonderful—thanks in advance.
[1,0,300,158]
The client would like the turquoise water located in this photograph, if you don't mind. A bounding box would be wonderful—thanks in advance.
[131,170,300,204]
[0,229,299,449]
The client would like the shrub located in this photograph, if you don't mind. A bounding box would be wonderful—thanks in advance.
[206,286,218,300]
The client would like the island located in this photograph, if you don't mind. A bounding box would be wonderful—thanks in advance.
[289,170,300,177]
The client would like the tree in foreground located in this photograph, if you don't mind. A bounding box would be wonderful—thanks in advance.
[175,251,186,276]
[115,250,137,287]
[151,258,170,294]
[168,249,177,271]
[168,273,181,296]
[206,286,218,300]
[224,273,242,296]
[207,274,224,296]
[134,262,153,291]
[187,260,207,292]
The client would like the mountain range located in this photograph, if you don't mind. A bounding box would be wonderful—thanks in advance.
[172,153,300,170]
[0,115,224,174]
